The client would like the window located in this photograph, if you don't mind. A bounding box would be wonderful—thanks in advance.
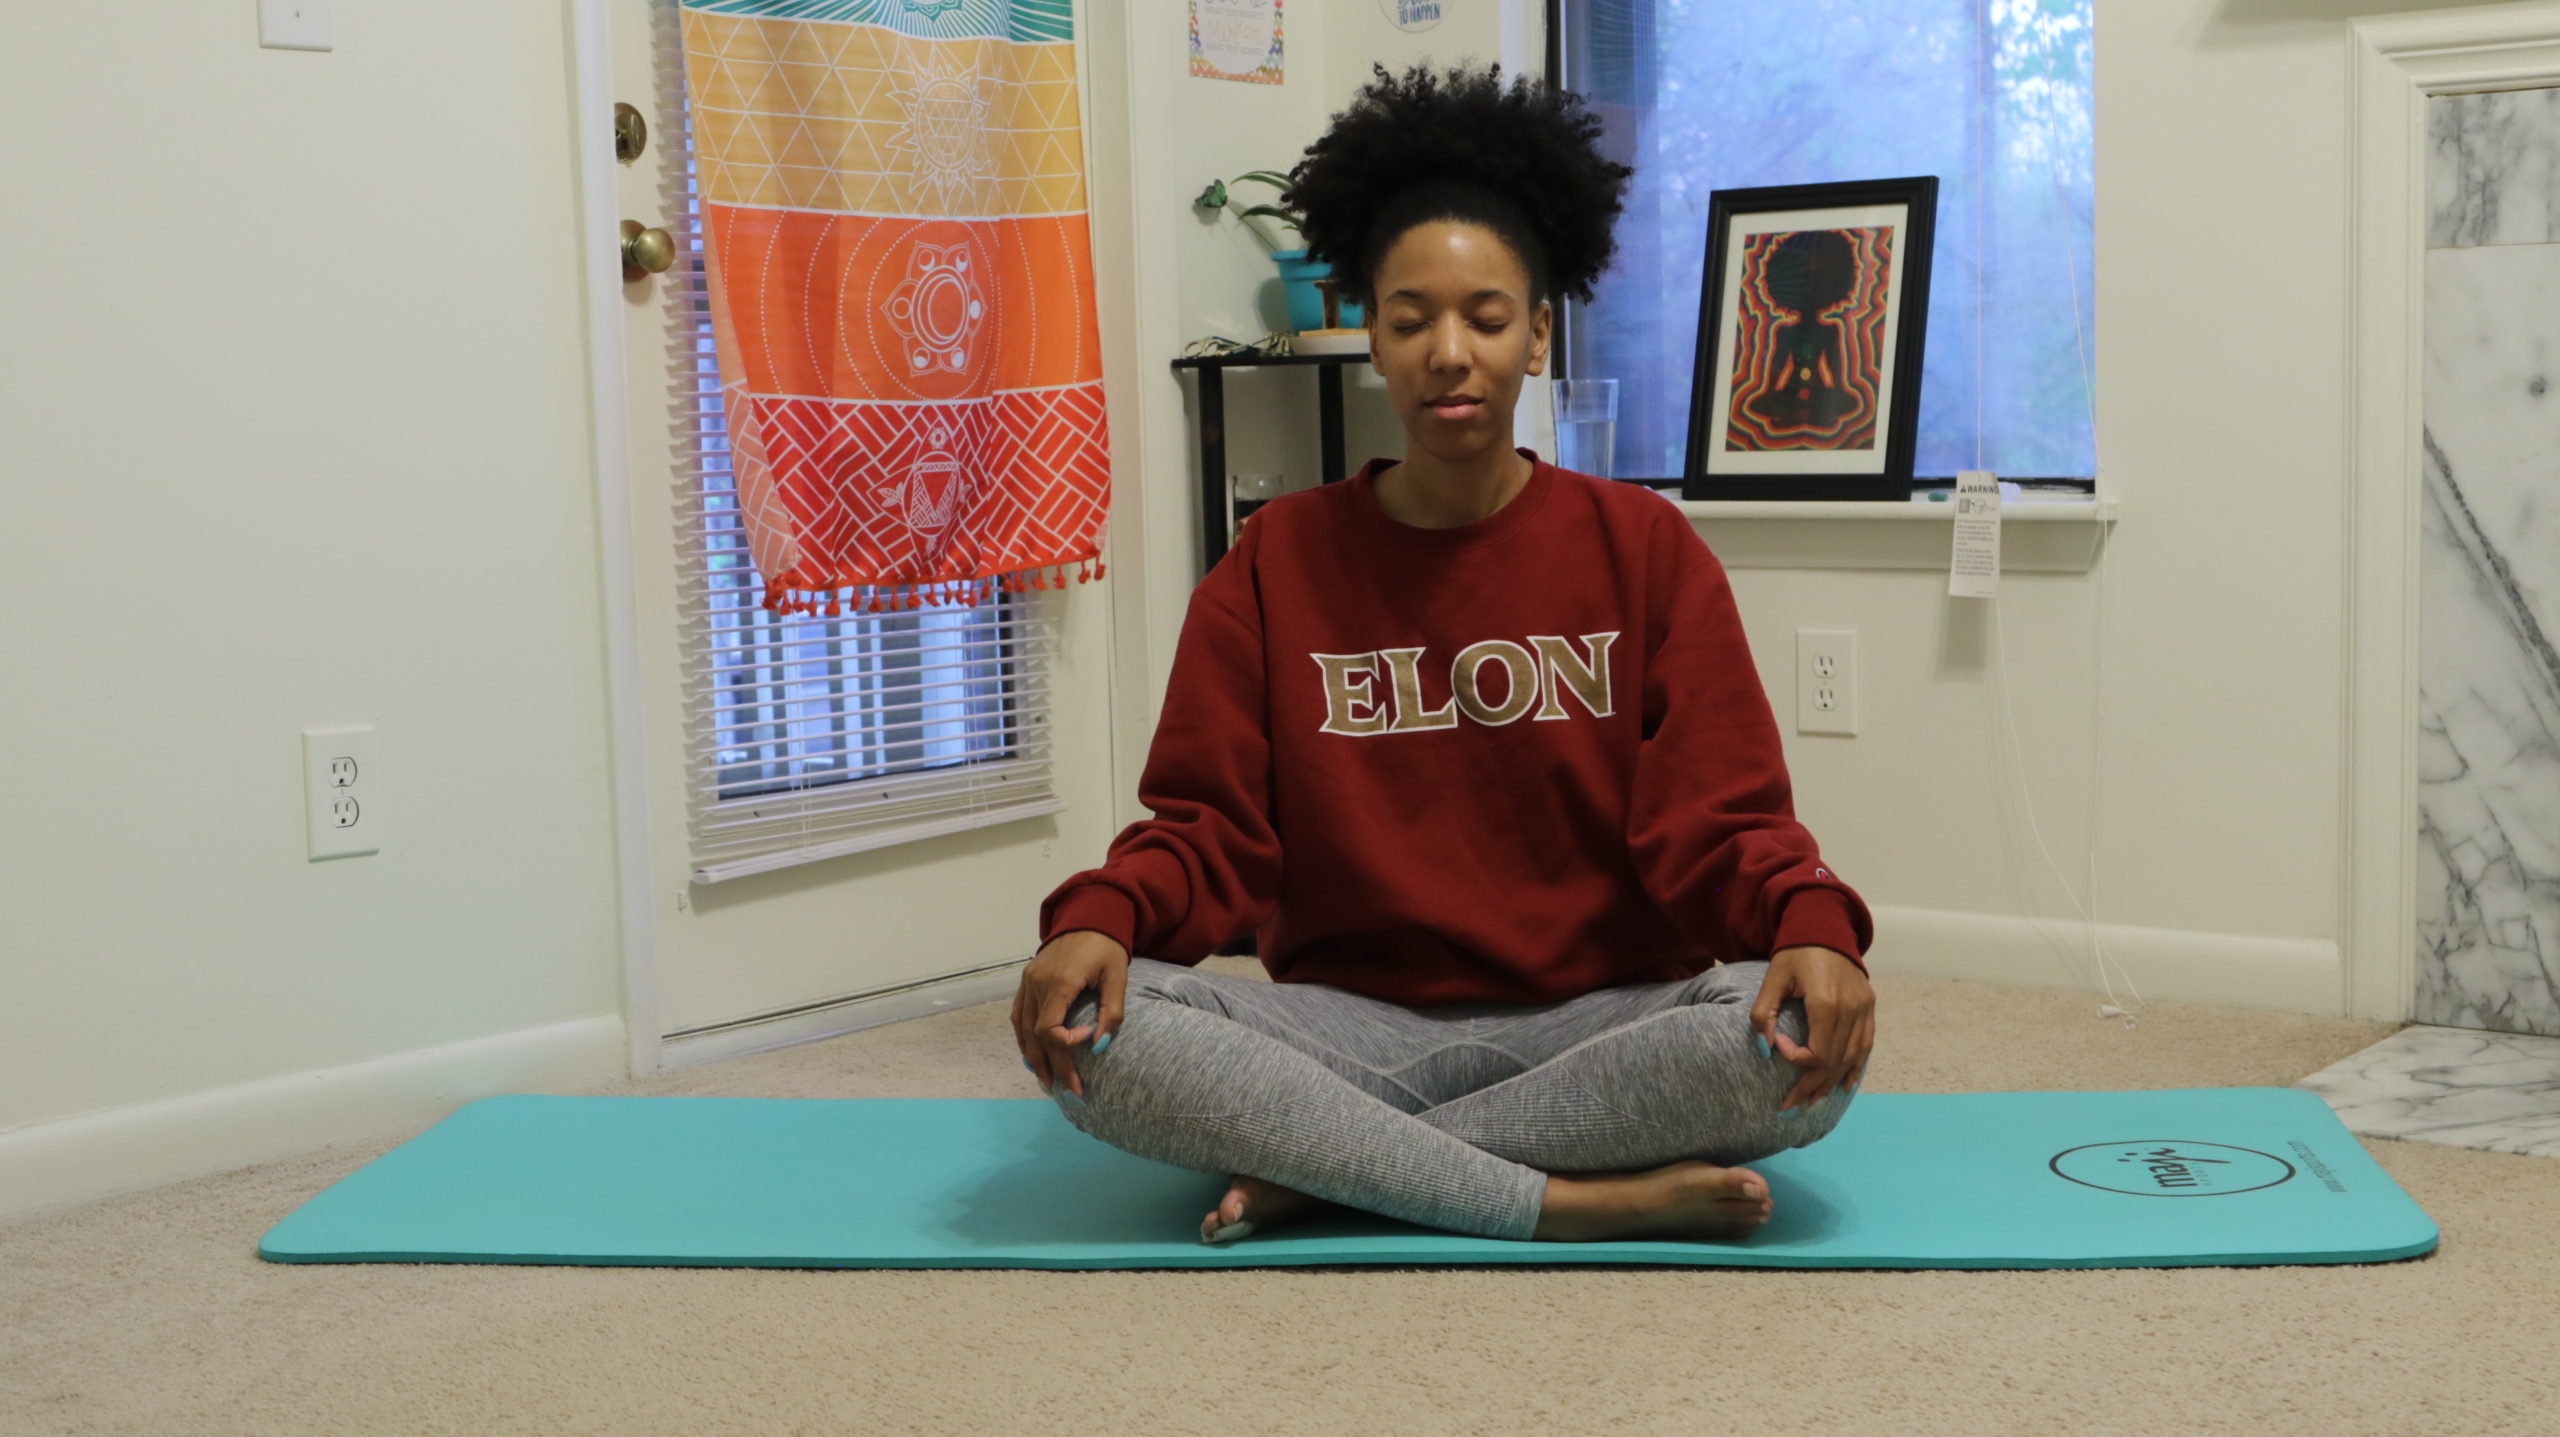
[1554,0,2096,486]
[663,32,1063,884]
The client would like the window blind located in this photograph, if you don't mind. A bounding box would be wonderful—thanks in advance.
[654,23,1063,885]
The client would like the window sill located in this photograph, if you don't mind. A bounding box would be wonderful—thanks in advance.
[1673,495,2116,572]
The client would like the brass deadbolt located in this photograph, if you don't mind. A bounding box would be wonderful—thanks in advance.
[613,102,648,163]
[621,219,676,282]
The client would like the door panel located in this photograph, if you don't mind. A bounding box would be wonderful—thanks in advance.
[603,0,1118,1041]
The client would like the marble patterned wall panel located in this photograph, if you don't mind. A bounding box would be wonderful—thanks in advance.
[2430,87,2560,249]
[2416,240,2560,1037]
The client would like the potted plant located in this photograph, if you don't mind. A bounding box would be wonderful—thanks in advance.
[1195,171,1366,334]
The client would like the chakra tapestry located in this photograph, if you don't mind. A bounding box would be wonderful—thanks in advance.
[680,0,1112,616]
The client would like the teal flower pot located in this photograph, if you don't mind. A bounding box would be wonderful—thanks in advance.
[1273,248,1364,332]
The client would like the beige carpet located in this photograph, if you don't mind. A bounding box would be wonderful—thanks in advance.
[5,960,2552,1436]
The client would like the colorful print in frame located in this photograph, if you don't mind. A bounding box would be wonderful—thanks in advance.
[1684,177,1938,502]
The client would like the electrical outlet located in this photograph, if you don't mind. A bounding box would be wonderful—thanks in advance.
[303,725,380,860]
[1795,629,1857,737]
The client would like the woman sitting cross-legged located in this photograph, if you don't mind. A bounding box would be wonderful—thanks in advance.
[1009,59,1878,1246]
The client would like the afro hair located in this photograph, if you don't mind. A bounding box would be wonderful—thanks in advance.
[1284,59,1635,313]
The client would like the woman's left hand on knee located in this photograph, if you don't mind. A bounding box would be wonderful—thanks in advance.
[1749,946,1875,1114]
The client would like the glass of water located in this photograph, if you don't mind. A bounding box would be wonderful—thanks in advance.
[1553,378,1619,479]
[1231,472,1285,545]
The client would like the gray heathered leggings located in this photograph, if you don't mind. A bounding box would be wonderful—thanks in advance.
[1047,956,1857,1242]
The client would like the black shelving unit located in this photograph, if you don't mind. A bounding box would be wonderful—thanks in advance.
[1170,350,1367,571]
[1169,349,1363,958]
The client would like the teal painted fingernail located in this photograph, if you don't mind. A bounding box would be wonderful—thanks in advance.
[1091,1032,1112,1055]
[1754,1035,1771,1058]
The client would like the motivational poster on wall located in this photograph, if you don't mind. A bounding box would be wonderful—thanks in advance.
[1190,0,1284,85]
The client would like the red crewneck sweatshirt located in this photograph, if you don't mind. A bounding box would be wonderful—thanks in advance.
[1039,446,1874,1006]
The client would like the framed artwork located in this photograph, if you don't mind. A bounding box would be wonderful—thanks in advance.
[1682,176,1939,501]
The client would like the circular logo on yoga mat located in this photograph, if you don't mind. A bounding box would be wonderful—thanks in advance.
[2048,1140,2296,1197]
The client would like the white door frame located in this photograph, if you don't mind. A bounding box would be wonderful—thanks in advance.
[564,0,665,1076]
[2341,5,2560,1022]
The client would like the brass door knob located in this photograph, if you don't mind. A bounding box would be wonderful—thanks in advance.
[621,219,675,282]
[613,102,648,163]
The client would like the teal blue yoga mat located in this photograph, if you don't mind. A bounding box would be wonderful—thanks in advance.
[259,1088,2436,1270]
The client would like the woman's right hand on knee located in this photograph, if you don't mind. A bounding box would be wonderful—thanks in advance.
[1011,929,1130,1100]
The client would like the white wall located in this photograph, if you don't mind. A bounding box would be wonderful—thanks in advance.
[1726,0,2362,1009]
[0,0,2423,1216]
[1,3,626,1211]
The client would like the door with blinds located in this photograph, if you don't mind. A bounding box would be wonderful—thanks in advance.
[602,0,1121,1059]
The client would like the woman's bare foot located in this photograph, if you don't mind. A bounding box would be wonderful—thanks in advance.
[1532,1160,1774,1242]
[1200,1174,1337,1244]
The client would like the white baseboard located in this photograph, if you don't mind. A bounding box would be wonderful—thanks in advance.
[659,961,1028,1069]
[1870,903,2348,1016]
[0,1015,626,1223]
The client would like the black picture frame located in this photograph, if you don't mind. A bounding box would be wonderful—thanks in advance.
[1681,176,1939,502]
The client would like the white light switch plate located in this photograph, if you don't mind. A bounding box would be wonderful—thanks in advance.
[260,0,334,51]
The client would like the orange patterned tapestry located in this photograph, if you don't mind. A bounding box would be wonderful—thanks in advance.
[680,0,1112,616]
